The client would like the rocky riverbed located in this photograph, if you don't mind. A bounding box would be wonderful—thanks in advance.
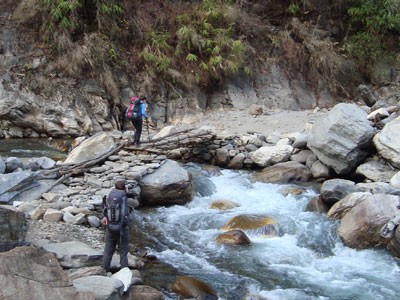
[1,100,400,299]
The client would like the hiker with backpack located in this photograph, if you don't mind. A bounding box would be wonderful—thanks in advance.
[102,178,131,272]
[125,95,148,145]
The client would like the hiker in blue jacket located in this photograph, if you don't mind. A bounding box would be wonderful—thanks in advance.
[131,95,148,146]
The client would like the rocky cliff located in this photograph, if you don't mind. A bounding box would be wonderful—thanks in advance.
[0,0,397,138]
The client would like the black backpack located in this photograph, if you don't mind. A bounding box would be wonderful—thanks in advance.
[104,191,127,233]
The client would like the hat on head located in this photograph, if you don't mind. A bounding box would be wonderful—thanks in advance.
[131,96,137,102]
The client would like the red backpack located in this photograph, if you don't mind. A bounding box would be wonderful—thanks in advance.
[125,96,142,119]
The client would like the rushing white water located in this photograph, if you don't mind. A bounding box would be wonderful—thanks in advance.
[135,166,400,300]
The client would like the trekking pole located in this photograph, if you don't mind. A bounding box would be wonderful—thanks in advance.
[146,119,150,142]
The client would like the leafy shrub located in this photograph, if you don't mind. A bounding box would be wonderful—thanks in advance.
[344,0,400,73]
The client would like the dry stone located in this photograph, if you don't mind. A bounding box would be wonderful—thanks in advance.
[373,116,400,168]
[328,193,400,249]
[307,103,376,174]
[64,132,116,164]
[0,246,94,300]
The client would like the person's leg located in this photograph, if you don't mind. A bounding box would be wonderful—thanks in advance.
[136,119,143,144]
[119,226,130,268]
[131,119,138,144]
[133,119,142,144]
[103,230,118,272]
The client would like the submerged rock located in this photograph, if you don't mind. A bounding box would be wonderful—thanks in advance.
[215,229,251,245]
[171,276,218,300]
[220,214,279,238]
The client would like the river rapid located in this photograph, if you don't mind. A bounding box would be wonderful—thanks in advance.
[132,163,400,300]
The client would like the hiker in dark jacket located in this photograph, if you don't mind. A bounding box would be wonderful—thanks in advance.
[103,178,130,272]
[131,95,148,145]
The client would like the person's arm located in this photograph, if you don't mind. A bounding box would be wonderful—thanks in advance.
[141,102,148,119]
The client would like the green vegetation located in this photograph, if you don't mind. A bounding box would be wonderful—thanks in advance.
[41,0,124,45]
[141,0,248,87]
[344,0,400,71]
[287,2,300,15]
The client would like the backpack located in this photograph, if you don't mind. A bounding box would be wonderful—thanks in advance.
[125,97,142,120]
[104,191,127,234]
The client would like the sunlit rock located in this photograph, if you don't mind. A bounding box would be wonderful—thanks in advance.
[215,229,251,245]
[209,200,239,210]
[220,214,279,238]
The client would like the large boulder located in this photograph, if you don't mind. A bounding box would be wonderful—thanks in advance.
[0,205,27,252]
[307,103,376,174]
[0,246,94,300]
[373,116,400,168]
[328,192,400,249]
[140,159,193,206]
[63,132,116,164]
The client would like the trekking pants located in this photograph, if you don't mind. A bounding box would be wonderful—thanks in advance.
[103,226,129,272]
[131,118,143,144]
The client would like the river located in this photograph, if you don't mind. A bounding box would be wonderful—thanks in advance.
[2,140,399,299]
[132,163,400,300]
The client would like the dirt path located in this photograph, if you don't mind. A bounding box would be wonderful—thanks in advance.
[181,108,323,136]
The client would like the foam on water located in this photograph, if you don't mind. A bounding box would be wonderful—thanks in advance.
[141,168,400,299]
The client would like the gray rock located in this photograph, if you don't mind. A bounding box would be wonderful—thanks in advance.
[320,178,359,207]
[5,157,24,173]
[253,161,311,184]
[373,116,400,168]
[63,132,116,165]
[307,103,376,174]
[0,246,94,300]
[250,144,293,167]
[35,156,56,169]
[0,205,27,252]
[42,241,103,268]
[73,275,124,300]
[214,148,230,167]
[356,160,397,182]
[391,171,400,189]
[0,158,5,174]
[310,160,330,179]
[140,159,193,206]
[0,171,38,204]
[356,182,400,196]
[290,150,314,164]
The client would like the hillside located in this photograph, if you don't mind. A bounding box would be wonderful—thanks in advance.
[0,0,399,137]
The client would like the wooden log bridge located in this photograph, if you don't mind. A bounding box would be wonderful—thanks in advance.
[125,127,215,154]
